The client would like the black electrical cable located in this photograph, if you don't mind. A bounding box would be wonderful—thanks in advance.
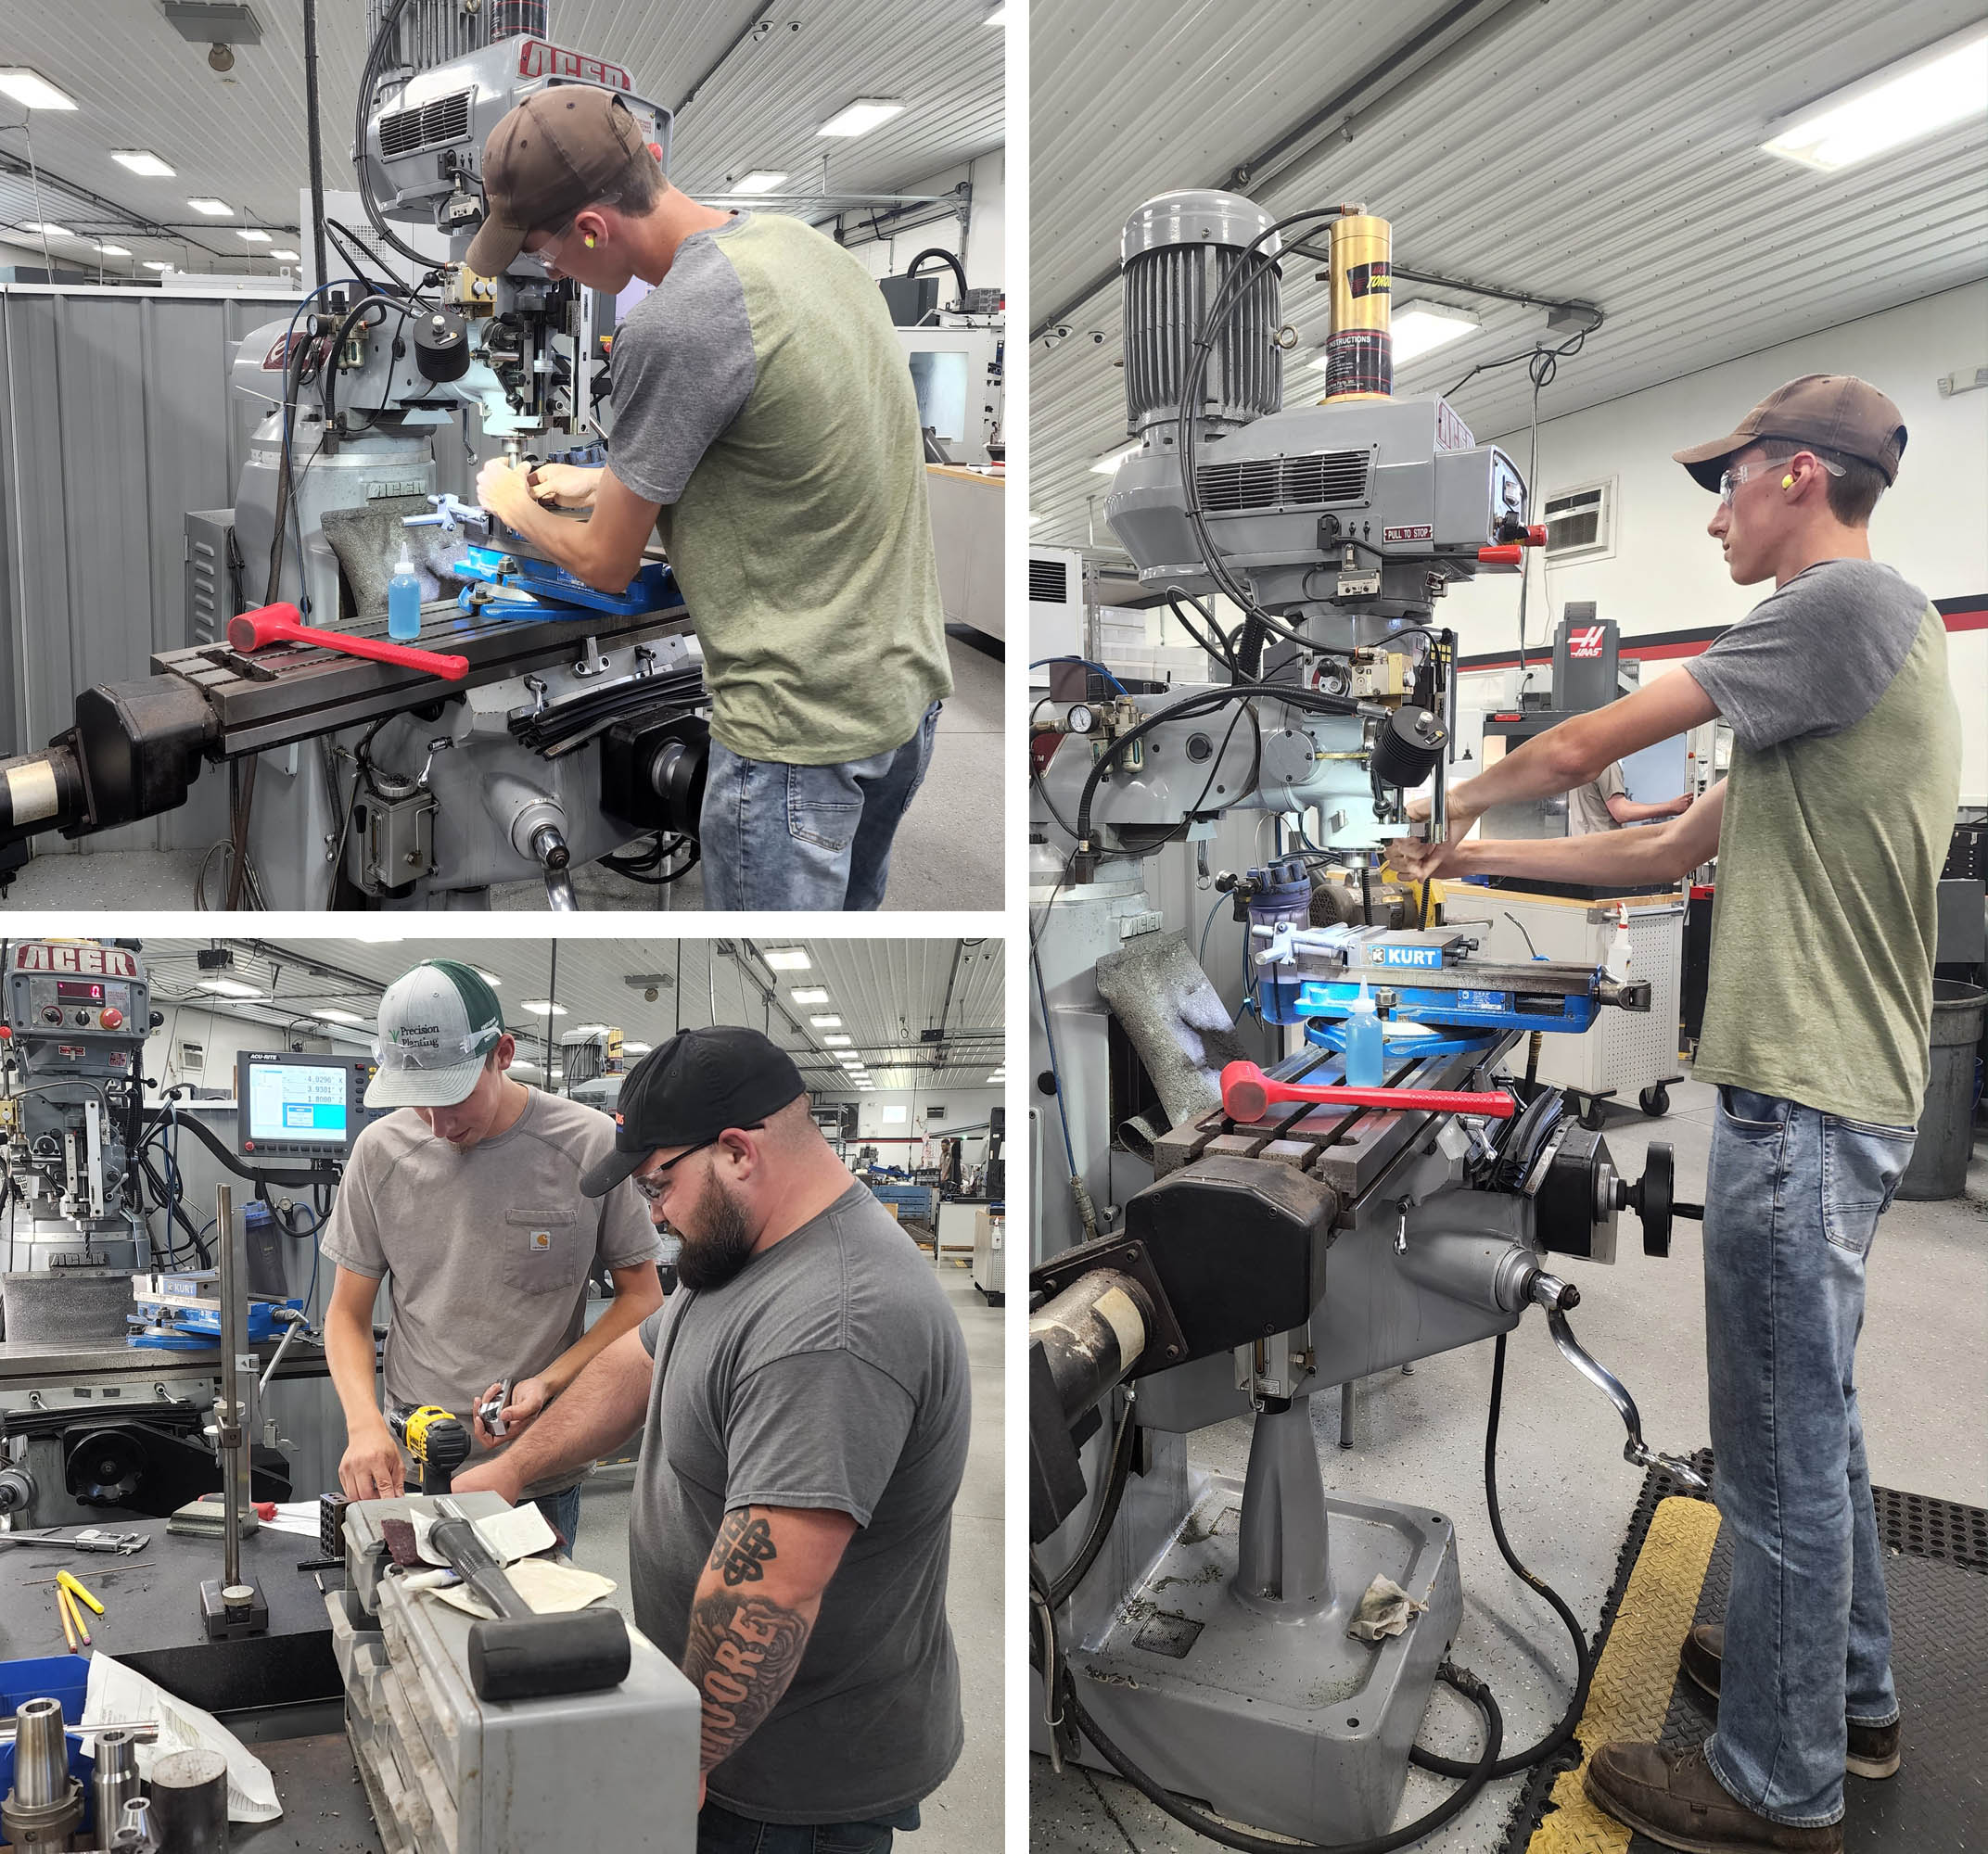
[141,1104,330,1192]
[352,0,445,283]
[1408,1329,1595,1781]
[904,246,969,310]
[302,0,329,292]
[1047,1393,1138,1609]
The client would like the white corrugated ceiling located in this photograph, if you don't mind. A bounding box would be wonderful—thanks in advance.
[0,0,1002,274]
[134,934,1006,1095]
[1030,0,1988,549]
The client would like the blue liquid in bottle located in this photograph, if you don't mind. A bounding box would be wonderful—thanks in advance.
[388,544,422,641]
[1344,983,1384,1087]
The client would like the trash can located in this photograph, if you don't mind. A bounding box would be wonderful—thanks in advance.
[1898,980,1985,1200]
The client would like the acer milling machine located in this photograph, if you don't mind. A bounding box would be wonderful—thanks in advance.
[0,0,707,908]
[1028,193,1700,1846]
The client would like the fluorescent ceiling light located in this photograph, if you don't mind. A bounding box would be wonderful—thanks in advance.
[1388,301,1480,365]
[311,1008,366,1025]
[236,228,272,243]
[1026,513,1042,526]
[790,987,829,1004]
[186,197,233,216]
[112,150,176,177]
[95,243,132,256]
[762,948,811,971]
[732,170,788,193]
[822,1035,852,1047]
[1763,28,1988,171]
[20,222,72,237]
[142,260,172,272]
[518,998,567,1016]
[271,248,299,261]
[622,1041,651,1055]
[836,1054,865,1066]
[197,977,265,998]
[818,98,904,139]
[1091,441,1140,476]
[569,1022,610,1036]
[809,1015,843,1028]
[473,969,502,985]
[986,4,1008,21]
[987,1073,1006,1083]
[0,70,79,110]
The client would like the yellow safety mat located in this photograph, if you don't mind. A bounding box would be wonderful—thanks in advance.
[1526,1494,1722,1854]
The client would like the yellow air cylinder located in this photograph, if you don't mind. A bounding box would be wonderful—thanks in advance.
[1324,213,1393,401]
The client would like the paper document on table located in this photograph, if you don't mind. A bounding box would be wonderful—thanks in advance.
[81,1651,282,1822]
[409,1500,557,1566]
[425,1558,618,1619]
[261,1500,324,1538]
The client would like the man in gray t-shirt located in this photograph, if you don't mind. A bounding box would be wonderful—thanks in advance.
[321,960,659,1545]
[1565,759,1692,836]
[454,1026,970,1850]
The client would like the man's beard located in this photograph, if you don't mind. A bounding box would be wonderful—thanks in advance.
[674,1173,758,1291]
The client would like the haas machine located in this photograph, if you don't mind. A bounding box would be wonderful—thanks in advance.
[1028,192,1700,1845]
[0,0,707,908]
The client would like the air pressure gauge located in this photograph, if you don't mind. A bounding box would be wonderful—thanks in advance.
[1066,704,1097,735]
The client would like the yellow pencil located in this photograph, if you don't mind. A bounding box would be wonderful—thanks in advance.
[57,1584,78,1653]
[63,1586,93,1646]
[57,1569,105,1616]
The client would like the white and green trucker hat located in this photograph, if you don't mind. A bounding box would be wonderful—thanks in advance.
[366,959,508,1109]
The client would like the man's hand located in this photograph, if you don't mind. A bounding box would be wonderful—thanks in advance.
[1387,833,1471,883]
[339,1418,405,1501]
[476,457,536,528]
[449,1454,525,1504]
[526,464,600,508]
[472,1375,551,1448]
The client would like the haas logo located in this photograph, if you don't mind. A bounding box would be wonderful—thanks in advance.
[1567,625,1605,659]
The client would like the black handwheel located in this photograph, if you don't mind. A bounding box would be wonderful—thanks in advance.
[1624,1141,1675,1257]
[1638,1085,1670,1116]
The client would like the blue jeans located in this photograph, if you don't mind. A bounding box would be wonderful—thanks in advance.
[532,1482,582,1553]
[700,705,941,911]
[696,1800,919,1853]
[1701,1086,1912,1828]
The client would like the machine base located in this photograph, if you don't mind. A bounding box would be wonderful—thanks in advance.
[200,1576,271,1640]
[1064,1473,1462,1843]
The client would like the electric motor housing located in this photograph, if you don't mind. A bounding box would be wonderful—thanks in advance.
[1120,190,1283,440]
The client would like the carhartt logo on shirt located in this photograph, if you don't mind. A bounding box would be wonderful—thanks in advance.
[529,1231,552,1251]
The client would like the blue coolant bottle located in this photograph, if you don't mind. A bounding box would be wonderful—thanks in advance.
[1344,983,1384,1087]
[388,543,422,641]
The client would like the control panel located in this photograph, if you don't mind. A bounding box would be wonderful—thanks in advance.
[235,1051,387,1163]
[4,942,151,1078]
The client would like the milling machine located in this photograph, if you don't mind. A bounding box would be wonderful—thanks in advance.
[1029,191,1699,1846]
[0,1,707,908]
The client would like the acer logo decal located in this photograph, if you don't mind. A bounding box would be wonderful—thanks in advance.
[516,39,631,88]
[13,944,139,978]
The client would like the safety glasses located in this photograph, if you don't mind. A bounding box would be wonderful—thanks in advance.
[631,1124,765,1200]
[1717,453,1845,507]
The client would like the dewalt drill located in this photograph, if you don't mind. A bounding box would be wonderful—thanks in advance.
[388,1403,472,1495]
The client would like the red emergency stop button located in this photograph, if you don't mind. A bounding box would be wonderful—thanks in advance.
[100,1007,123,1030]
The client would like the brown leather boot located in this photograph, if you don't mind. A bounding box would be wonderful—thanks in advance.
[1584,1741,1842,1852]
[1676,1626,1903,1778]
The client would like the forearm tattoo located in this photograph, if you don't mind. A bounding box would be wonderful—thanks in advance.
[707,1508,778,1585]
[682,1588,810,1771]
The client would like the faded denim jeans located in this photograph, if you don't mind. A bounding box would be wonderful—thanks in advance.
[1701,1086,1912,1828]
[700,704,941,911]
[697,1799,920,1853]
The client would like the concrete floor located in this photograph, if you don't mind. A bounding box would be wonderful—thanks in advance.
[1032,1077,1988,1852]
[0,630,1003,914]
[569,1259,1004,1848]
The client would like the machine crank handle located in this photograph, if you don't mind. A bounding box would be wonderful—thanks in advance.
[1529,1273,1710,1493]
[1221,1060,1516,1123]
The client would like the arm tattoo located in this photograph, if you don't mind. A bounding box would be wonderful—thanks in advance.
[707,1508,778,1585]
[682,1589,811,1772]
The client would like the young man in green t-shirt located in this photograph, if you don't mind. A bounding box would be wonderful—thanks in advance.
[1390,375,1960,1854]
[464,88,952,910]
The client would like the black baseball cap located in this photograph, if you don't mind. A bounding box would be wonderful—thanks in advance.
[580,1026,806,1198]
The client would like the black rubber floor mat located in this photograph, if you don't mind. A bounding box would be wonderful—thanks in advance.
[1500,1456,1988,1854]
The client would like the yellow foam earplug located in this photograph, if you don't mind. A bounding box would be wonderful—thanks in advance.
[1782,475,1794,489]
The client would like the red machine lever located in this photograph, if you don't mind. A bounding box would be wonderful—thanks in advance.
[226,603,468,681]
[1476,544,1523,567]
[1220,1060,1517,1123]
[1523,522,1548,546]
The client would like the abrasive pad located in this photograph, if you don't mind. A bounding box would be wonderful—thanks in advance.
[320,495,474,616]
[1093,931,1250,1158]
[0,1268,137,1344]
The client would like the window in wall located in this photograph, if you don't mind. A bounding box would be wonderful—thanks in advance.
[882,1104,908,1124]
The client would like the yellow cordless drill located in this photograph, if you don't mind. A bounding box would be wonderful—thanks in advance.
[388,1403,472,1495]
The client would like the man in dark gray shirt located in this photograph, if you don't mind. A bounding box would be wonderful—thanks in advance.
[454,1026,970,1853]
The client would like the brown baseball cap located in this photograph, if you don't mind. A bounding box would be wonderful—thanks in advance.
[1672,374,1907,492]
[466,86,654,276]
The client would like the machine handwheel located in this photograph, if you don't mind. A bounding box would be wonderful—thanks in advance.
[1638,1084,1671,1116]
[1632,1142,1674,1258]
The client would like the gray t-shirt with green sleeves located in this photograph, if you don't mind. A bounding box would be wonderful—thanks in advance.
[607,211,952,768]
[320,1086,658,1498]
[630,1182,969,1823]
[1684,558,1962,1124]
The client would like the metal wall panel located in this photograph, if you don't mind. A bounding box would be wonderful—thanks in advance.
[0,286,297,852]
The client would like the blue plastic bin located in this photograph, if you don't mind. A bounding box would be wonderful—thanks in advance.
[1,1653,97,1830]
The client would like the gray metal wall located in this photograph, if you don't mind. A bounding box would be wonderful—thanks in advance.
[0,285,297,849]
